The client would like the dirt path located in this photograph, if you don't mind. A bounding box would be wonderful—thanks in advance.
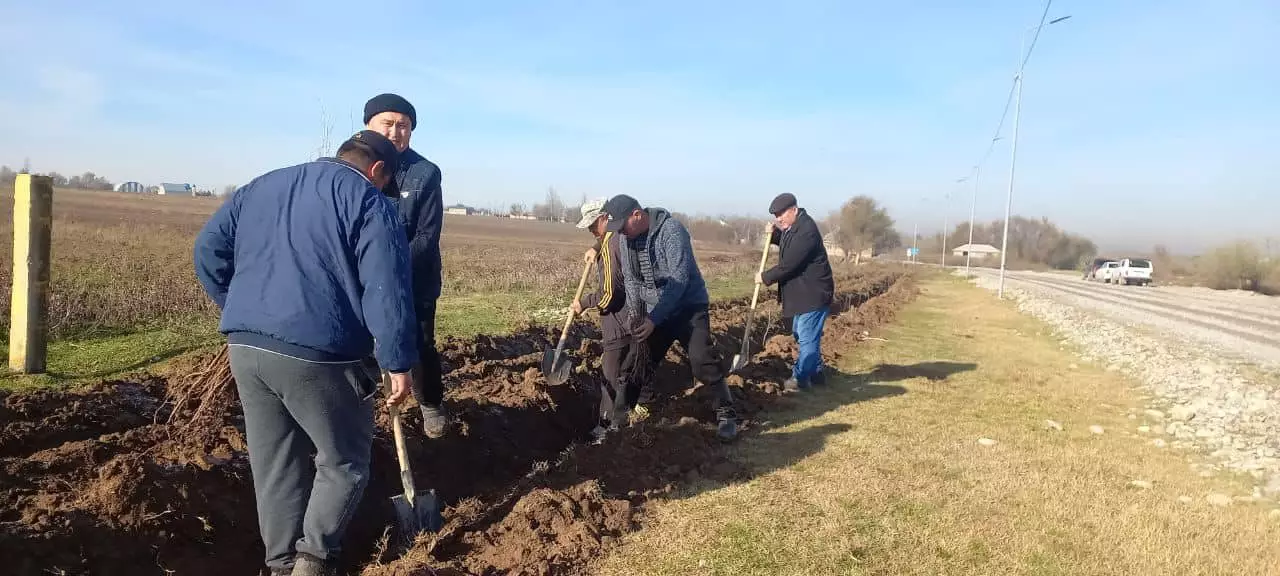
[596,275,1280,576]
[1,267,913,576]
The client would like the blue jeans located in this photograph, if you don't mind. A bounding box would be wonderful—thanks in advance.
[792,306,829,384]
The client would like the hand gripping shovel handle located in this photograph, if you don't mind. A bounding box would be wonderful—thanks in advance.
[553,259,595,358]
[383,371,417,505]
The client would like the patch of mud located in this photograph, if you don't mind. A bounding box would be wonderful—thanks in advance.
[0,266,915,576]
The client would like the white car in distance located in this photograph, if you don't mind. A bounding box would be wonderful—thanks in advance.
[1113,258,1154,286]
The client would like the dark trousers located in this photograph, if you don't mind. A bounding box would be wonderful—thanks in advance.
[633,305,733,408]
[229,345,376,570]
[600,337,644,426]
[411,302,444,407]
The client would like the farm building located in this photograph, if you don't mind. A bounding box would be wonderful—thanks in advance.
[115,181,146,193]
[152,183,193,196]
[952,243,1001,259]
[445,204,474,216]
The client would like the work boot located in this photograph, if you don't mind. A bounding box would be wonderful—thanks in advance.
[811,368,828,386]
[291,553,337,576]
[589,423,613,445]
[421,403,448,439]
[783,378,806,393]
[715,406,738,441]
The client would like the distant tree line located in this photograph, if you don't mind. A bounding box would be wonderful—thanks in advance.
[1,164,113,191]
[946,216,1097,270]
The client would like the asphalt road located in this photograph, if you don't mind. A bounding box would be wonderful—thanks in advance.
[976,269,1280,368]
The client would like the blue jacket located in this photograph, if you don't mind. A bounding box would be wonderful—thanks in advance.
[383,147,444,312]
[193,158,420,372]
[618,208,709,328]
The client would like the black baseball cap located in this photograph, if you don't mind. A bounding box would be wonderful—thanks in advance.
[769,193,797,215]
[602,194,642,232]
[346,130,400,175]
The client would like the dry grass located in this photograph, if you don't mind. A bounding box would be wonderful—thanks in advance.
[596,274,1280,576]
[0,187,758,341]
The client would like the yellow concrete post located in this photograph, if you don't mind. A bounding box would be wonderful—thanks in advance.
[9,174,53,373]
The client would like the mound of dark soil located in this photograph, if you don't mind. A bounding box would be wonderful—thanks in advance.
[0,266,915,576]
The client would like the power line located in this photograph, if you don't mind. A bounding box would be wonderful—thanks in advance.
[959,0,1056,181]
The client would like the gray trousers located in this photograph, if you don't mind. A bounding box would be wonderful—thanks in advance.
[229,345,378,570]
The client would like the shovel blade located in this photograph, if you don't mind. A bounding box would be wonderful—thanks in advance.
[541,348,573,385]
[390,488,443,542]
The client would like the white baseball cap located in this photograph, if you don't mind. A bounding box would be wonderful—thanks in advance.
[575,198,608,229]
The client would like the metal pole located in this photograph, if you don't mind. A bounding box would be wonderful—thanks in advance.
[997,33,1026,299]
[965,165,979,277]
[912,222,918,264]
[941,198,949,268]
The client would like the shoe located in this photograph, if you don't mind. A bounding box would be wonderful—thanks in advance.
[421,403,448,439]
[589,424,613,445]
[811,369,827,386]
[715,406,738,441]
[783,378,807,393]
[292,553,337,576]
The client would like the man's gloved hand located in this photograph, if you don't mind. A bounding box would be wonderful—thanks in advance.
[634,317,655,341]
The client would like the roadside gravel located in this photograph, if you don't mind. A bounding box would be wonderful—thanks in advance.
[969,271,1280,498]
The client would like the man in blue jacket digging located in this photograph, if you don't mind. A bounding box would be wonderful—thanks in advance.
[194,130,419,576]
[602,194,739,441]
[362,93,450,439]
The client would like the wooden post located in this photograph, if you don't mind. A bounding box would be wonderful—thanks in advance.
[9,174,52,373]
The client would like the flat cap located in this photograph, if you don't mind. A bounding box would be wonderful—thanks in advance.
[769,193,798,215]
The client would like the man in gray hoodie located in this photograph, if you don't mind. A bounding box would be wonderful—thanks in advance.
[601,194,738,441]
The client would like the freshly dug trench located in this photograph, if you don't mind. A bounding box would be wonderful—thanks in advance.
[0,266,912,576]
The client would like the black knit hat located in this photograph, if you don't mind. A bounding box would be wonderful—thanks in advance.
[363,93,417,130]
[768,193,798,215]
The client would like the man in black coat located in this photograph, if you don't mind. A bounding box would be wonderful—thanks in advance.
[363,93,449,438]
[757,193,835,391]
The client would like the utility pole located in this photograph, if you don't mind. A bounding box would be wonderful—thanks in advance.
[912,223,919,264]
[941,193,950,268]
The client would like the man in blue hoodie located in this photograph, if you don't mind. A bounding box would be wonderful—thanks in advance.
[602,194,738,441]
[362,93,449,439]
[194,130,418,576]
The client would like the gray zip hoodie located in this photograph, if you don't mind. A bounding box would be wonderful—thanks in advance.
[617,208,709,328]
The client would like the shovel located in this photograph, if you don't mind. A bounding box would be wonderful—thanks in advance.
[731,232,774,372]
[383,371,443,542]
[541,259,594,386]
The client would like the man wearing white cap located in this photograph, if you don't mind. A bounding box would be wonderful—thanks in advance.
[571,199,645,441]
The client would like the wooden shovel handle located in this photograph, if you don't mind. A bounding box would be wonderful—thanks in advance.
[557,259,595,349]
[749,231,772,311]
[383,371,416,501]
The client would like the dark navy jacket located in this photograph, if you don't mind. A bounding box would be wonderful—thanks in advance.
[193,158,419,372]
[383,147,444,314]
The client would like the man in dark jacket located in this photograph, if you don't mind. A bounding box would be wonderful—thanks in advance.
[758,193,835,392]
[603,194,738,441]
[194,131,418,576]
[571,198,646,441]
[363,93,449,438]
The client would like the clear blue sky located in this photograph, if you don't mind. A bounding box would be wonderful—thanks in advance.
[1,0,1276,252]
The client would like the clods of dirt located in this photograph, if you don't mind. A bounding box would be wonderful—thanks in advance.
[1,266,914,576]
